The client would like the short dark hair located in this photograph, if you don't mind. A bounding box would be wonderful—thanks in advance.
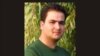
[40,4,68,22]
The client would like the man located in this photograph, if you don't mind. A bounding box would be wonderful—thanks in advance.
[25,4,70,56]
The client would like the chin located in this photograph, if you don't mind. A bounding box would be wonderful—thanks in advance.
[53,36,62,40]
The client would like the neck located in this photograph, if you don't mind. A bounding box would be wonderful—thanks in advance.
[39,34,58,49]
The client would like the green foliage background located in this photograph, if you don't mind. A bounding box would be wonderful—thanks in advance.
[24,2,76,56]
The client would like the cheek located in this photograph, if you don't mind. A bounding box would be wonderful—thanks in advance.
[61,26,65,32]
[44,24,52,32]
[45,24,54,34]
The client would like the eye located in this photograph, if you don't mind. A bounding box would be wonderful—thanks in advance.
[49,21,55,24]
[59,21,65,25]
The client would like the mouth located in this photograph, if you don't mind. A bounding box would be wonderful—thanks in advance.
[53,32,61,35]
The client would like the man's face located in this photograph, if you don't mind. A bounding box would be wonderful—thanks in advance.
[40,10,65,40]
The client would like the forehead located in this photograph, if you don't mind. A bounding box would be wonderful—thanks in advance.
[46,10,65,21]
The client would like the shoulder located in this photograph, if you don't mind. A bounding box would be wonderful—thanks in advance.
[25,41,39,56]
[56,46,71,56]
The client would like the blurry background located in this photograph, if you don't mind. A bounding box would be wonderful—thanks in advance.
[24,2,76,56]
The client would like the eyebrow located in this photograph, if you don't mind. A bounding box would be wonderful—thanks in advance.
[50,20,64,22]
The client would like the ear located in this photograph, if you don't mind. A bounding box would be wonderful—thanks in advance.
[40,21,44,30]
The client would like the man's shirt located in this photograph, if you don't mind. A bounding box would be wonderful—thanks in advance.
[25,39,70,56]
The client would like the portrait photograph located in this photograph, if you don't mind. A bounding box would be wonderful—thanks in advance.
[24,2,76,56]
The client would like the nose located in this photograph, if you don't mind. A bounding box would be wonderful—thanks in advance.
[55,22,60,30]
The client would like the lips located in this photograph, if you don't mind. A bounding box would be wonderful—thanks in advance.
[53,32,61,35]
